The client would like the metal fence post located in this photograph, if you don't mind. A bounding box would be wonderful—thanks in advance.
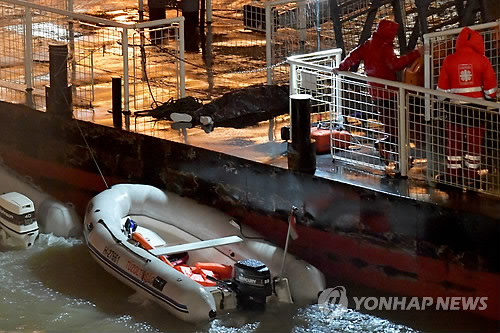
[399,87,408,177]
[138,0,147,81]
[24,7,33,108]
[265,3,272,86]
[122,28,130,130]
[334,52,342,124]
[206,0,212,23]
[90,50,95,102]
[316,0,321,51]
[68,0,76,98]
[112,76,122,129]
[179,17,186,98]
[289,62,297,96]
[265,3,274,141]
[298,0,306,53]
[423,34,432,185]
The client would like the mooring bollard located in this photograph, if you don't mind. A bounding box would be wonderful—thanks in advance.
[45,43,72,118]
[148,0,166,44]
[112,76,122,130]
[287,94,316,174]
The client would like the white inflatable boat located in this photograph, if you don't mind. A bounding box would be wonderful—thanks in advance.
[83,184,326,322]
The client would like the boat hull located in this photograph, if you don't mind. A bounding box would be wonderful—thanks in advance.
[84,184,325,322]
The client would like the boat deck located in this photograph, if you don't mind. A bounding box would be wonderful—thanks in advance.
[124,114,500,218]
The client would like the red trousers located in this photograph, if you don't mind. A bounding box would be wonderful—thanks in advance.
[446,123,485,180]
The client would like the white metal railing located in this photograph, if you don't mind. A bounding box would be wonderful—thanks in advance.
[0,0,185,126]
[288,48,342,126]
[289,48,500,196]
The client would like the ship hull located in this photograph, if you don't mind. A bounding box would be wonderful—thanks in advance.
[0,101,498,320]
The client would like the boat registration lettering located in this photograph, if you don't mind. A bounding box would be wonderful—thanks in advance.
[126,260,155,284]
[103,246,120,263]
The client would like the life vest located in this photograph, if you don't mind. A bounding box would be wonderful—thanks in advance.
[175,263,233,287]
[132,232,233,287]
[132,232,174,267]
[195,262,233,280]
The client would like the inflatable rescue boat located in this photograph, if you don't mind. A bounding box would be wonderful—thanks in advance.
[83,184,326,322]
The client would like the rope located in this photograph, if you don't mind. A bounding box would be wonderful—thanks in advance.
[75,120,109,189]
[135,96,203,119]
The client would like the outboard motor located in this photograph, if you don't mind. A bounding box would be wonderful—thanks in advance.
[232,259,272,310]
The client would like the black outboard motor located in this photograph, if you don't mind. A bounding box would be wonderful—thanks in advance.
[232,259,272,310]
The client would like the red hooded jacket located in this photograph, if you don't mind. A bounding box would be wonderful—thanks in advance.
[338,19,420,100]
[437,27,497,101]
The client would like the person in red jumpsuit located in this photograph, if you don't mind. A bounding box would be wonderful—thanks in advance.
[338,19,421,171]
[437,26,497,186]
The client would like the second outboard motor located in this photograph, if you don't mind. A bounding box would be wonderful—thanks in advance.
[232,259,272,310]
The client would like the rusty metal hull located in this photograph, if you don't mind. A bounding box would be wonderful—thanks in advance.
[0,102,499,320]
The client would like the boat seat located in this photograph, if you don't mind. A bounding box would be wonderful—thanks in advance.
[133,226,167,248]
[150,235,243,256]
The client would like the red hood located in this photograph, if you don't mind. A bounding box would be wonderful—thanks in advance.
[373,19,399,42]
[456,27,485,55]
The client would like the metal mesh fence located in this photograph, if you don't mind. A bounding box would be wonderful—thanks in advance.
[339,0,395,54]
[289,50,341,124]
[268,0,335,84]
[408,93,500,194]
[290,48,500,195]
[0,3,27,104]
[331,76,400,172]
[337,0,487,61]
[131,26,182,111]
[0,0,183,125]
[28,0,67,9]
[289,49,401,172]
[167,0,270,100]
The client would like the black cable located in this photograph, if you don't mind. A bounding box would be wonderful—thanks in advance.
[232,220,266,241]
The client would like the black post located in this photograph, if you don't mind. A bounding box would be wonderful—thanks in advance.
[183,0,200,52]
[112,76,122,129]
[200,0,206,56]
[45,43,72,118]
[149,0,166,44]
[287,94,316,174]
[329,0,345,57]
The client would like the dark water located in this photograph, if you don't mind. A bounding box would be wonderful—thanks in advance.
[0,234,497,333]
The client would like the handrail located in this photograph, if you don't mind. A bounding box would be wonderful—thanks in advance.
[287,47,498,110]
[423,20,500,39]
[335,70,500,111]
[3,0,184,29]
